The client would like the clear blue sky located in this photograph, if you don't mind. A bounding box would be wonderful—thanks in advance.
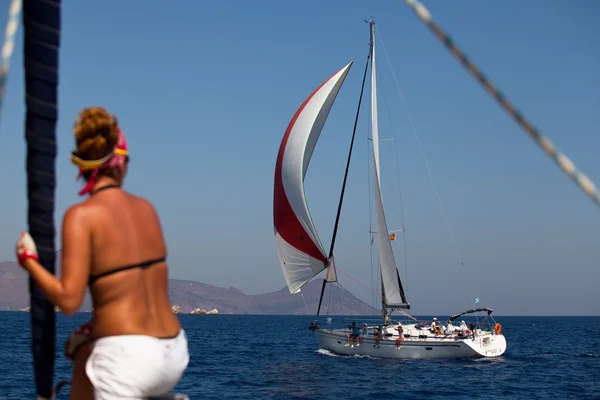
[1,0,598,315]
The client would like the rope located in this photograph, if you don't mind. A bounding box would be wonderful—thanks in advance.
[326,282,332,316]
[366,135,376,309]
[0,0,22,123]
[373,59,411,299]
[300,291,311,315]
[23,0,62,398]
[374,24,475,309]
[336,281,343,315]
[404,0,600,210]
[375,25,466,272]
[335,265,382,298]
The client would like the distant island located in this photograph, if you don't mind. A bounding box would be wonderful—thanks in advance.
[174,306,219,315]
[1,261,376,315]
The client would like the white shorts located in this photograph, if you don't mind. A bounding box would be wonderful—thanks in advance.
[85,329,189,400]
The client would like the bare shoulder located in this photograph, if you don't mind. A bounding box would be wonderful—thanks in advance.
[128,194,167,252]
[61,203,94,243]
[64,196,110,226]
[62,203,89,226]
[128,193,162,223]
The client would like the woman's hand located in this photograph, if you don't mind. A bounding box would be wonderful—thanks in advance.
[14,206,90,315]
[15,232,40,268]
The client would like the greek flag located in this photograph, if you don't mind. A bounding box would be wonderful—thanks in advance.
[475,297,480,304]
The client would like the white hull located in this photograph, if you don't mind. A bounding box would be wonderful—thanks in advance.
[315,325,506,360]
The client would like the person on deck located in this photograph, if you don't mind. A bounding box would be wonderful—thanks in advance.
[16,107,189,400]
[445,321,456,335]
[395,324,404,350]
[431,317,443,335]
[359,323,368,345]
[351,322,361,346]
[345,321,361,347]
[374,326,384,348]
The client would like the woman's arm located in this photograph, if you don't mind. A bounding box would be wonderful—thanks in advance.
[21,205,91,315]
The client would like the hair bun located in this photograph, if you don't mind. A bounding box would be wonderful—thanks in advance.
[73,106,119,160]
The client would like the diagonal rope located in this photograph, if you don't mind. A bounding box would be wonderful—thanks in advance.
[0,0,22,124]
[335,265,382,298]
[404,0,600,210]
[300,291,311,315]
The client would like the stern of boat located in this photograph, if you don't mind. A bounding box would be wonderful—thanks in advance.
[463,332,507,357]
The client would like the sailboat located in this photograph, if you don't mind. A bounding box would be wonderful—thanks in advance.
[273,20,506,359]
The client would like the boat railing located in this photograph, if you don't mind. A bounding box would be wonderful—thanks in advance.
[313,314,502,339]
[322,317,383,328]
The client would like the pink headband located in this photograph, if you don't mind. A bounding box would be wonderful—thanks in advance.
[74,127,129,196]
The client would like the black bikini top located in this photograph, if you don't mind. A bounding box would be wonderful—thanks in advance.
[88,256,167,285]
[87,184,166,286]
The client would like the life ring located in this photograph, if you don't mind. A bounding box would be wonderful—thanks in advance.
[494,323,502,335]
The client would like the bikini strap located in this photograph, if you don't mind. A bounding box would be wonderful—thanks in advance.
[90,184,120,195]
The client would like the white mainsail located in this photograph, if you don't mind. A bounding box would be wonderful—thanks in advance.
[274,61,353,294]
[369,23,409,309]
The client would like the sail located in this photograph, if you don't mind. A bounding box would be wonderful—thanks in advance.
[274,61,353,294]
[369,23,409,309]
[325,257,338,282]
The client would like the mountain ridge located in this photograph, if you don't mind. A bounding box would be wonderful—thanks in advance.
[0,260,377,315]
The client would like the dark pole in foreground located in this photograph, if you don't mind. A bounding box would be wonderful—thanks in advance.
[23,0,61,398]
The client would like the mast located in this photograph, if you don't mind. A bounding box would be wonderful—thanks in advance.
[315,34,373,318]
[370,20,387,321]
[369,19,410,324]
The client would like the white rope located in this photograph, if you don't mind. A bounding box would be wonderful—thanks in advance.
[0,0,22,124]
[404,0,600,210]
[300,291,311,315]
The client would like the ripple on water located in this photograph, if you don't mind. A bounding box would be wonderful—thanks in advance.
[0,314,599,399]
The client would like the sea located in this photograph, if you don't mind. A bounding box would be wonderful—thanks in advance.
[0,312,598,399]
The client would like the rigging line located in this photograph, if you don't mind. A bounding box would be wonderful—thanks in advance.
[336,282,344,315]
[0,0,22,124]
[374,59,411,298]
[367,121,376,310]
[367,95,383,314]
[316,45,372,318]
[375,25,466,269]
[336,281,354,315]
[403,0,600,210]
[367,111,380,312]
[327,283,332,316]
[375,66,407,230]
[376,24,475,310]
[300,291,311,315]
[335,265,382,298]
[391,308,417,322]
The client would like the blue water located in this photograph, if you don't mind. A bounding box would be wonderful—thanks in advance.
[0,312,599,399]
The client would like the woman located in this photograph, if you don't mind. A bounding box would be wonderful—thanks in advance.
[16,107,189,399]
[395,324,404,350]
